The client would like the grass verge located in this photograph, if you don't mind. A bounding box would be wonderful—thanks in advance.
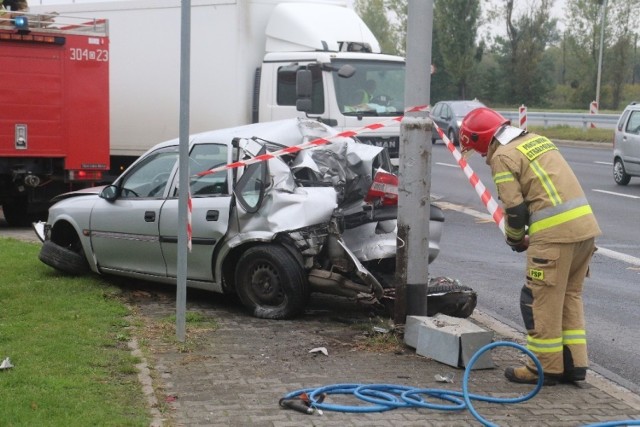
[528,125,614,143]
[0,238,149,426]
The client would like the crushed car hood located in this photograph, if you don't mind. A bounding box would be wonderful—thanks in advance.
[230,119,388,233]
[50,185,106,203]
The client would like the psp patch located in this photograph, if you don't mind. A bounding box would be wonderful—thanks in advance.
[529,268,544,280]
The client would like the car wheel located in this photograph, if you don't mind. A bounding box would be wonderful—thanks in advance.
[39,240,90,276]
[235,244,309,319]
[448,129,459,147]
[613,158,631,185]
[426,277,477,318]
[374,276,478,319]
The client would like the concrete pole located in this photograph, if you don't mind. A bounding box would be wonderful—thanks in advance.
[394,0,433,324]
[176,0,191,342]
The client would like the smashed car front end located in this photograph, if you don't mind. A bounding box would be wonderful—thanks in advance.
[221,118,441,310]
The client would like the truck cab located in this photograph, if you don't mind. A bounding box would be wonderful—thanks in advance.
[254,2,405,158]
[257,52,405,158]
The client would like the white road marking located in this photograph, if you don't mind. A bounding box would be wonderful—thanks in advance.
[593,189,640,199]
[434,199,640,267]
[435,162,457,168]
[594,161,612,166]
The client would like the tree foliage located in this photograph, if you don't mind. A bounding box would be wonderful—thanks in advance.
[433,0,482,99]
[353,0,640,110]
[354,0,399,55]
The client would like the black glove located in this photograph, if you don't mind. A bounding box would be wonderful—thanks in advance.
[510,242,528,252]
[507,235,529,252]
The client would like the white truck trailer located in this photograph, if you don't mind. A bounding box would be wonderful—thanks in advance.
[30,0,406,175]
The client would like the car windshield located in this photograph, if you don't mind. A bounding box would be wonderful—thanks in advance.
[451,102,484,117]
[332,59,405,116]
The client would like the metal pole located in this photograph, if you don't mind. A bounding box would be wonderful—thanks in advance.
[595,0,607,108]
[395,0,433,324]
[176,0,191,342]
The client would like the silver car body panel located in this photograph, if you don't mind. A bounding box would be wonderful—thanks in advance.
[614,106,640,176]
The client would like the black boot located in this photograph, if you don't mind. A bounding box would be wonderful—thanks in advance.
[562,346,587,383]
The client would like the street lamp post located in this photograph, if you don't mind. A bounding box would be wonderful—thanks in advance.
[595,0,607,108]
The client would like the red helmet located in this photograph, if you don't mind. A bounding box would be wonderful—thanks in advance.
[459,107,510,155]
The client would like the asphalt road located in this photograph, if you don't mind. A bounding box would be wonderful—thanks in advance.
[428,140,640,394]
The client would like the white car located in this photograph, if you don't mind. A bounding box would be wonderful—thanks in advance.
[35,118,452,319]
[613,101,640,185]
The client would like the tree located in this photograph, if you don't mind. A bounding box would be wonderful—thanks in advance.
[492,0,559,107]
[563,0,610,108]
[605,0,640,109]
[385,0,408,56]
[354,0,399,55]
[433,0,482,99]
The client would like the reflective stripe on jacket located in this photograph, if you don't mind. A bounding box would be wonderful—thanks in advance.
[487,134,601,244]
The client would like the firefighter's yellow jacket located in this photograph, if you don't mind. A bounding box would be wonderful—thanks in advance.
[486,132,601,244]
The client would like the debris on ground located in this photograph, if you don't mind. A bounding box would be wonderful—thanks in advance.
[0,357,14,370]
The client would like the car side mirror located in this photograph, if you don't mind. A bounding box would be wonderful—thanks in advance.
[100,185,120,201]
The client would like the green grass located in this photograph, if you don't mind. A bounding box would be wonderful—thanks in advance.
[528,125,614,144]
[0,238,149,426]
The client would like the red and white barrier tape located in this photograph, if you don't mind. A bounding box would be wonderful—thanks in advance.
[431,122,505,234]
[196,105,429,177]
[190,104,505,236]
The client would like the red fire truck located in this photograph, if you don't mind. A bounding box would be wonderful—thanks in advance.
[0,13,109,226]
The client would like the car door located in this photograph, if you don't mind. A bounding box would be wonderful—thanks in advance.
[432,103,450,135]
[622,110,640,175]
[90,146,179,276]
[159,142,233,283]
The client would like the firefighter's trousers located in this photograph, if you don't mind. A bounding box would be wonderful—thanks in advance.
[519,238,597,375]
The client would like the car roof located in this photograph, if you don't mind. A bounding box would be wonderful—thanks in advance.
[437,100,485,115]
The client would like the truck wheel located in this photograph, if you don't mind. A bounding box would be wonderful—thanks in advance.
[235,244,308,319]
[2,197,37,227]
[613,158,631,185]
[39,240,90,276]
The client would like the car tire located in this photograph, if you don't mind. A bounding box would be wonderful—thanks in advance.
[235,244,309,319]
[39,240,90,276]
[613,158,631,185]
[427,277,477,318]
[448,129,459,147]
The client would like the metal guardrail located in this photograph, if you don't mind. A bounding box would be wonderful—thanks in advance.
[499,111,620,130]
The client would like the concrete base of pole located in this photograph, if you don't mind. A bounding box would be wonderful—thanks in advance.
[405,282,428,316]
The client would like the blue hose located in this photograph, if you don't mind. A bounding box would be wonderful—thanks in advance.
[282,340,640,427]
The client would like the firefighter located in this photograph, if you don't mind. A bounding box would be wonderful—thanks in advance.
[459,107,601,386]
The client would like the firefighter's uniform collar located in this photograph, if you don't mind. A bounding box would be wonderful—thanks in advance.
[494,125,527,145]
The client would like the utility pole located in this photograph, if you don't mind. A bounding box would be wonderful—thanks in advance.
[395,0,433,324]
[595,0,607,108]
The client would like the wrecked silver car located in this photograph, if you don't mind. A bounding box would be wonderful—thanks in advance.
[35,118,446,319]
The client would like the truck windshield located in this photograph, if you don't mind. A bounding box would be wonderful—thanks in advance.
[332,59,405,116]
